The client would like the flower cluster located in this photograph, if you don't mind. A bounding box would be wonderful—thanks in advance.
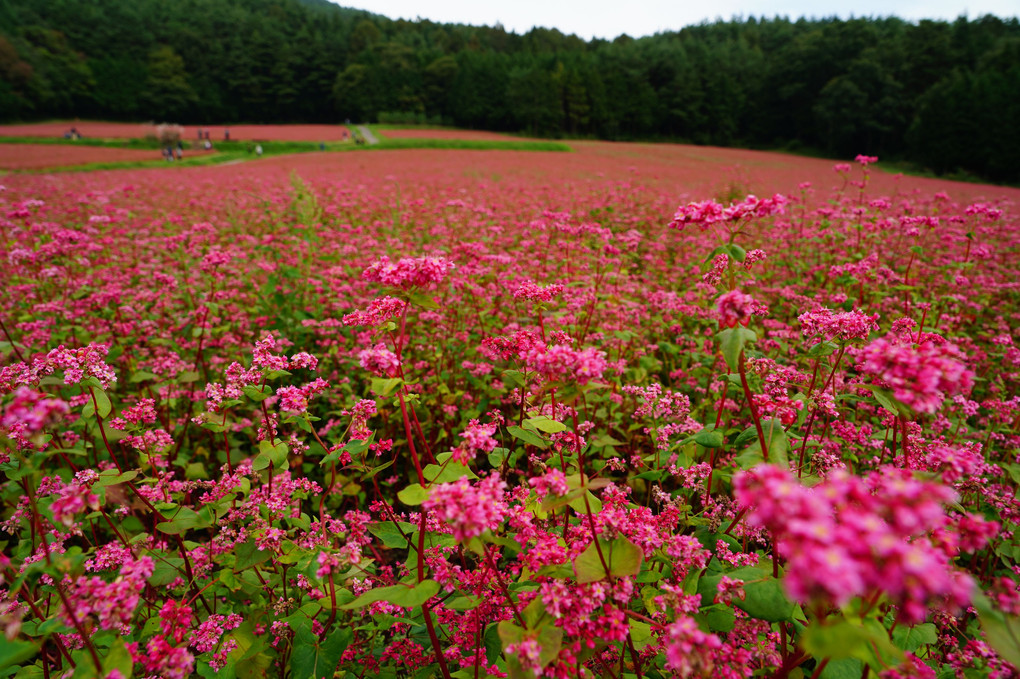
[63,556,154,633]
[423,473,508,541]
[513,280,564,302]
[799,308,879,342]
[358,343,401,377]
[362,255,453,289]
[858,336,974,414]
[717,289,759,328]
[524,342,608,386]
[1,386,68,447]
[342,295,408,326]
[276,378,329,415]
[734,465,978,622]
[668,193,786,231]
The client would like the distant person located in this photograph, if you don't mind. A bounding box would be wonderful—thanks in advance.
[224,128,230,141]
[319,142,325,151]
[175,146,183,160]
[203,139,213,150]
[197,127,203,140]
[255,144,263,157]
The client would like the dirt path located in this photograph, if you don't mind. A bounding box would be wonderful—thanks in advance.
[356,125,379,145]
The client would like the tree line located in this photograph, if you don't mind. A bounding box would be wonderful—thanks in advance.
[1,0,1018,182]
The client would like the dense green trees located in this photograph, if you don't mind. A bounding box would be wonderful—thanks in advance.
[1,0,1018,182]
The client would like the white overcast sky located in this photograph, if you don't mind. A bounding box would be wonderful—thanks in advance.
[342,0,1019,40]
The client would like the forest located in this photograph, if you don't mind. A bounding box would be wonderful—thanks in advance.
[1,0,1018,182]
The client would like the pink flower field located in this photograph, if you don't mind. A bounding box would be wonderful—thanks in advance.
[379,128,537,142]
[1,142,1019,679]
[0,144,159,170]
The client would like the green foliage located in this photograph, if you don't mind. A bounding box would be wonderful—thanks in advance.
[573,537,644,583]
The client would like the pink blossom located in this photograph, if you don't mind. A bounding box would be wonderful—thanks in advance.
[734,464,975,622]
[717,289,757,328]
[423,473,508,541]
[458,419,498,455]
[513,280,564,302]
[527,469,570,499]
[799,308,879,343]
[859,336,974,414]
[358,343,401,377]
[664,615,723,676]
[342,296,408,326]
[362,255,453,289]
[1,387,69,435]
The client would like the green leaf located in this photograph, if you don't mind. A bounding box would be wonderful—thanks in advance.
[362,459,394,480]
[502,370,527,388]
[716,327,757,372]
[290,623,351,679]
[694,428,725,449]
[973,592,1020,669]
[735,420,789,469]
[706,606,736,633]
[698,566,794,622]
[96,469,138,487]
[871,388,911,417]
[498,621,563,677]
[234,540,272,571]
[102,639,133,678]
[397,484,429,506]
[802,618,902,669]
[252,453,271,471]
[507,425,548,449]
[259,439,289,466]
[368,521,415,549]
[406,291,440,309]
[487,448,509,468]
[340,579,440,610]
[423,462,477,484]
[370,377,403,397]
[629,619,652,649]
[0,641,39,669]
[526,417,567,434]
[155,506,208,534]
[566,489,603,515]
[591,434,623,448]
[90,388,112,418]
[231,621,272,679]
[806,341,839,358]
[725,243,747,262]
[819,658,864,679]
[149,557,184,586]
[574,537,644,583]
[892,623,938,652]
[242,385,271,402]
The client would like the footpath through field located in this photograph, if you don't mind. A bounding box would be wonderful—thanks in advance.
[356,125,379,145]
